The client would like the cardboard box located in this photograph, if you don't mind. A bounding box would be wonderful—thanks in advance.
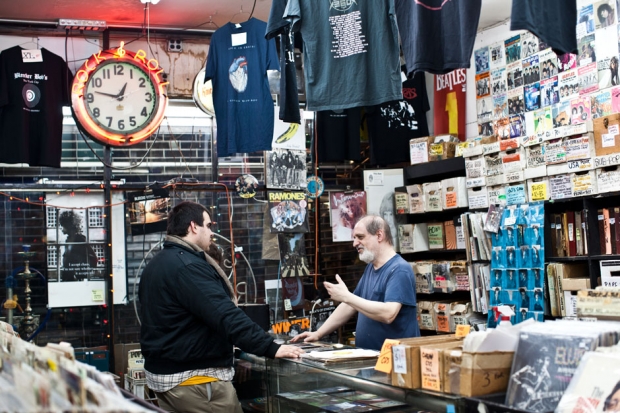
[594,114,620,156]
[390,335,458,389]
[456,351,515,397]
[571,170,598,197]
[418,300,437,329]
[465,156,485,179]
[467,186,489,209]
[420,341,464,392]
[565,133,595,161]
[596,166,620,194]
[527,177,550,202]
[549,173,573,200]
[406,184,425,214]
[414,262,433,294]
[410,136,435,164]
[561,278,591,290]
[429,141,457,162]
[505,182,528,206]
[441,177,468,209]
[487,185,506,205]
[423,182,442,212]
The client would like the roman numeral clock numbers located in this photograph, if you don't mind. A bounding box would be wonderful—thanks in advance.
[71,45,168,146]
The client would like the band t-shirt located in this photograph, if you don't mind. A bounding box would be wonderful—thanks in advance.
[0,46,73,167]
[205,18,279,157]
[265,0,301,124]
[395,0,482,75]
[316,108,362,162]
[353,255,419,351]
[284,0,402,111]
[366,70,430,166]
[510,0,577,55]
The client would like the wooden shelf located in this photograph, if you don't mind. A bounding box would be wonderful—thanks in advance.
[546,256,589,262]
[403,157,466,184]
[395,207,468,224]
[401,249,466,256]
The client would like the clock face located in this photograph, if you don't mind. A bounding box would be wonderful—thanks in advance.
[83,61,158,135]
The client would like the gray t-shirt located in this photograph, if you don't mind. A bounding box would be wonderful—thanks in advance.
[284,0,402,111]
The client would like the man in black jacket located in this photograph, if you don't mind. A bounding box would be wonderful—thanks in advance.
[139,201,303,412]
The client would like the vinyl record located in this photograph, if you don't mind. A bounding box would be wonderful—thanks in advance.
[235,174,258,199]
[193,68,215,116]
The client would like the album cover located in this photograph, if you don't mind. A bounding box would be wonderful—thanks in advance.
[593,0,617,30]
[127,187,171,235]
[476,72,491,99]
[552,101,572,127]
[570,96,592,125]
[507,87,524,115]
[475,46,490,74]
[506,332,598,412]
[477,96,493,123]
[493,117,511,139]
[491,67,508,95]
[523,54,541,85]
[578,4,595,38]
[278,232,310,277]
[479,121,494,137]
[489,41,506,70]
[540,76,559,107]
[281,276,305,311]
[538,48,559,80]
[520,32,539,59]
[505,35,522,65]
[525,83,541,111]
[492,93,508,119]
[268,191,309,233]
[558,53,577,72]
[507,61,524,90]
[265,149,307,190]
[579,62,599,95]
[533,108,553,133]
[558,69,579,101]
[578,34,596,66]
[612,85,620,113]
[330,191,366,242]
[592,89,613,119]
[509,114,525,138]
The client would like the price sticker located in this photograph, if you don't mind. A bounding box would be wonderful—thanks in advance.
[374,339,400,373]
[22,49,43,63]
[445,192,457,208]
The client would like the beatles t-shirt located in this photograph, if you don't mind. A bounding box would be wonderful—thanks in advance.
[510,0,577,55]
[395,0,482,75]
[0,46,73,167]
[366,70,430,166]
[205,18,279,157]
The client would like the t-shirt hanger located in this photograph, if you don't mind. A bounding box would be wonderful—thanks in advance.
[18,37,40,49]
[230,4,252,25]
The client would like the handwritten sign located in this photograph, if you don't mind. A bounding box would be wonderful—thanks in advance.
[455,324,471,338]
[91,290,105,302]
[392,345,407,374]
[375,339,400,373]
[445,192,457,208]
[530,183,547,201]
[550,174,572,200]
[506,184,526,205]
[421,348,441,391]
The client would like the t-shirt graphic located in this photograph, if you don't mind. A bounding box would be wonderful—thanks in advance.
[395,0,482,74]
[0,46,73,167]
[229,57,248,92]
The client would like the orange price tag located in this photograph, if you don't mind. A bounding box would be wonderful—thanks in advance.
[374,339,400,373]
[455,324,471,338]
[445,192,457,208]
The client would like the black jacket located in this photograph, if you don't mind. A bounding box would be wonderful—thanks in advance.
[139,241,280,374]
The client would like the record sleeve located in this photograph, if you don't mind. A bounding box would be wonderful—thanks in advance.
[475,46,490,74]
[507,61,524,90]
[330,191,366,242]
[278,233,310,277]
[268,191,309,233]
[505,35,522,65]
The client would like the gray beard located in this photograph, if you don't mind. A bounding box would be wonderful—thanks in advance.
[359,249,375,264]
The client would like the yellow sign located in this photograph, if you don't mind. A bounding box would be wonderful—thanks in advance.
[455,324,471,338]
[91,290,105,302]
[530,183,547,201]
[374,339,400,373]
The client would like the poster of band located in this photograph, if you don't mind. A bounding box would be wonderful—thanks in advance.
[329,191,367,242]
[265,149,307,190]
[434,69,467,141]
[278,233,310,277]
[268,191,309,233]
[46,192,127,307]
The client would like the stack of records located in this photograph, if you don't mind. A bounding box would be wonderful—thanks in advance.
[505,321,620,412]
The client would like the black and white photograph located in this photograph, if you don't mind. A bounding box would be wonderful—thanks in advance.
[265,149,307,190]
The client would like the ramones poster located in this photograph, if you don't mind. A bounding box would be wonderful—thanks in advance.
[268,191,309,233]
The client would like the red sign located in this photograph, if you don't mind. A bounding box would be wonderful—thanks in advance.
[433,69,467,141]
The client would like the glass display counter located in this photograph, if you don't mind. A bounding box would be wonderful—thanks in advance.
[259,354,462,413]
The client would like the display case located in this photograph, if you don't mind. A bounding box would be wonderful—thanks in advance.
[262,356,461,413]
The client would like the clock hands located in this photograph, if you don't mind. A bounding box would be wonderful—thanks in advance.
[93,83,128,101]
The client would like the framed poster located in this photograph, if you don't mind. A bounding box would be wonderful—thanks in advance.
[46,192,127,307]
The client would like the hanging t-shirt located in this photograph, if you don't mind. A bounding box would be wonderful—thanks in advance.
[284,0,402,111]
[510,0,577,55]
[395,0,482,75]
[366,70,430,166]
[0,46,72,167]
[316,108,362,163]
[265,0,301,124]
[205,18,279,157]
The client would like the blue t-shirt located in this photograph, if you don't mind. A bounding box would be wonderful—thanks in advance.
[205,19,279,157]
[353,255,419,350]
